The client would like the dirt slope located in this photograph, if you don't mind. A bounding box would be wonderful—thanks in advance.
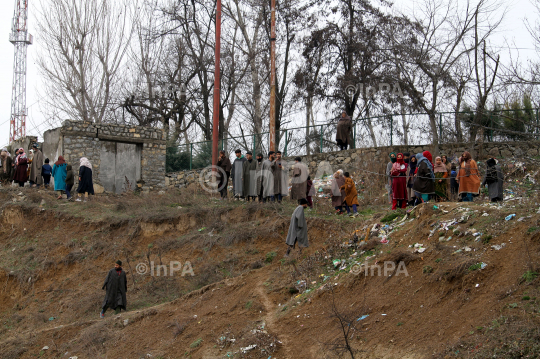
[0,188,539,359]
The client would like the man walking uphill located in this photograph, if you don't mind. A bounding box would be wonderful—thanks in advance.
[100,260,127,318]
[285,198,309,256]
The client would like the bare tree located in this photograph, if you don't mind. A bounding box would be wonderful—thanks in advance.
[37,0,135,123]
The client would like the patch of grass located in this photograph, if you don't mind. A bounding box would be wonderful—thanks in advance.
[481,234,492,244]
[245,300,253,309]
[468,263,482,271]
[527,226,538,234]
[397,322,403,326]
[522,271,539,282]
[508,303,518,308]
[265,251,277,263]
[435,258,442,263]
[190,338,203,348]
[423,265,434,274]
[522,296,531,301]
[381,212,402,223]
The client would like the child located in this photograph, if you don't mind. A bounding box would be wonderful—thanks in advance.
[450,164,458,201]
[42,159,52,188]
[340,172,359,218]
[65,164,74,200]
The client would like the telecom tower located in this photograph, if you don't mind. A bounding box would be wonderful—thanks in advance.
[9,0,33,143]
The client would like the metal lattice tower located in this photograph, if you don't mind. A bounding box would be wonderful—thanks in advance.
[9,0,33,143]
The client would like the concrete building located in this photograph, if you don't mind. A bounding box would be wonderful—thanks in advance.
[38,120,166,193]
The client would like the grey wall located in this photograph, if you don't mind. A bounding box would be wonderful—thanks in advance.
[98,141,142,193]
[43,128,62,163]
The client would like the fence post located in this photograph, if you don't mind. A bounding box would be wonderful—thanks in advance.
[439,113,442,142]
[189,143,193,170]
[353,122,356,149]
[284,130,288,157]
[252,134,255,154]
[390,116,393,146]
[489,112,493,142]
[320,125,323,153]
[537,108,539,140]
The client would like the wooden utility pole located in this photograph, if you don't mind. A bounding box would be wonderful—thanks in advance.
[212,0,221,176]
[269,0,276,151]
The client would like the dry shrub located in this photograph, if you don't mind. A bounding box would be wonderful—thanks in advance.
[380,249,420,265]
[435,258,477,282]
[1,337,33,359]
[76,321,117,357]
[62,251,85,266]
[190,262,223,289]
[77,290,103,315]
[250,260,263,269]
[25,191,43,204]
[171,319,190,338]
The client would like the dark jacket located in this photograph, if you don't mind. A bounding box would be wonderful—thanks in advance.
[336,116,352,145]
[42,164,52,176]
[77,166,94,195]
[13,157,28,183]
[65,165,74,186]
[102,268,127,310]
[412,161,435,195]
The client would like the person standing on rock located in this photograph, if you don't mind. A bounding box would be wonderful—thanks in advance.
[336,111,353,151]
[100,260,127,318]
[482,158,504,202]
[291,157,308,201]
[76,157,95,202]
[242,152,258,201]
[457,151,480,202]
[285,198,309,256]
[217,150,232,200]
[29,143,44,188]
[52,156,67,199]
[272,151,288,203]
[231,149,247,200]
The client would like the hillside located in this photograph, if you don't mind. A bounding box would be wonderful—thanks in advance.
[0,183,539,359]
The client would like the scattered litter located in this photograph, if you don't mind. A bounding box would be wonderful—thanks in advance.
[240,344,257,353]
[123,319,129,326]
[42,346,49,350]
[357,315,369,321]
[381,314,387,316]
[333,259,341,268]
[48,317,55,321]
[464,247,472,252]
[433,205,439,210]
[482,213,489,217]
[505,214,516,221]
[491,243,506,250]
[480,262,487,269]
[198,227,206,231]
[475,284,480,288]
[380,238,389,244]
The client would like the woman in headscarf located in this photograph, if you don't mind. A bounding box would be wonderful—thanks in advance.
[76,157,94,202]
[412,151,435,203]
[331,170,346,214]
[433,156,449,201]
[441,155,451,173]
[13,148,28,187]
[0,148,13,184]
[52,156,67,199]
[481,157,503,202]
[457,151,480,202]
[386,152,397,204]
[407,154,417,206]
[391,153,408,209]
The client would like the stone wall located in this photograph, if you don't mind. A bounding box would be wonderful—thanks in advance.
[40,121,166,192]
[165,140,540,189]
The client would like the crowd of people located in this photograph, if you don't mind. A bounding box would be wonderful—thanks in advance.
[0,144,95,202]
[386,150,504,209]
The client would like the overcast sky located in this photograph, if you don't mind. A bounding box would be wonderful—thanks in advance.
[0,0,537,150]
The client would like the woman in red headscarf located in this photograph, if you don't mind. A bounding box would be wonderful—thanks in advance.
[390,153,408,209]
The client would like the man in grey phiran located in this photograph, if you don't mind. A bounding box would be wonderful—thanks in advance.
[285,198,309,256]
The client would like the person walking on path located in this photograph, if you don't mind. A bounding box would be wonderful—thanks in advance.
[76,157,95,202]
[386,152,396,203]
[391,153,408,210]
[272,151,288,203]
[42,159,52,188]
[457,151,480,202]
[340,172,359,217]
[285,198,309,256]
[291,157,308,201]
[231,149,247,199]
[331,170,346,214]
[29,143,43,187]
[217,150,232,199]
[100,260,127,318]
[482,157,504,202]
[52,156,67,199]
[242,152,258,201]
[13,149,28,187]
[65,164,75,200]
[412,152,435,203]
[336,111,352,150]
